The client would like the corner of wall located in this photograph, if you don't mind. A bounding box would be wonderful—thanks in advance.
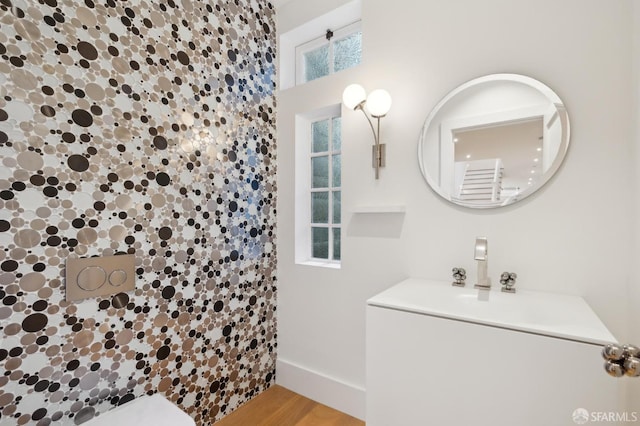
[628,0,640,414]
[276,358,365,420]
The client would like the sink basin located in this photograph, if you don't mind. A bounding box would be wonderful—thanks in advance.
[367,278,616,345]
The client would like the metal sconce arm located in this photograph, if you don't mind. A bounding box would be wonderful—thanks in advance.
[354,103,384,179]
[342,85,391,180]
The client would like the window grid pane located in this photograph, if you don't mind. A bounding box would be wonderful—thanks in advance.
[332,227,341,261]
[333,32,362,73]
[311,192,329,224]
[332,154,341,188]
[304,44,329,82]
[332,117,342,151]
[312,119,329,153]
[332,191,341,224]
[311,156,329,188]
[312,227,329,259]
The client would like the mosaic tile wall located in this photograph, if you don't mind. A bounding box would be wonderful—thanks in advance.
[0,0,277,424]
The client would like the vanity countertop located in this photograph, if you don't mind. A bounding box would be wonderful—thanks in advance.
[367,278,617,345]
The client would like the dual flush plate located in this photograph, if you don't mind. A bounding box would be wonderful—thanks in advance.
[65,254,135,302]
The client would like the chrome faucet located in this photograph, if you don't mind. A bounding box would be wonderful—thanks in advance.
[474,237,490,289]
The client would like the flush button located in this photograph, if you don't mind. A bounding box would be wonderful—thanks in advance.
[66,254,135,302]
[109,270,127,287]
[77,266,107,291]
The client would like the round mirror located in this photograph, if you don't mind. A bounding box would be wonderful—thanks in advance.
[418,74,570,208]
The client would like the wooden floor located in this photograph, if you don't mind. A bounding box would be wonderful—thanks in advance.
[214,385,364,426]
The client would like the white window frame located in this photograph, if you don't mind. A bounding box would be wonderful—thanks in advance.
[295,21,362,86]
[295,105,342,268]
[278,0,362,90]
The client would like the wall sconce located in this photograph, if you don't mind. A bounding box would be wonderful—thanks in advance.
[342,84,392,179]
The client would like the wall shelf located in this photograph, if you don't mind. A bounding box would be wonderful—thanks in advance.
[352,205,406,214]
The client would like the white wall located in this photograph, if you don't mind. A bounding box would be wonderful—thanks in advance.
[277,0,635,419]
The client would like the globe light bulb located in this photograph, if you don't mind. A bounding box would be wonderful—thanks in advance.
[342,84,367,110]
[366,89,392,117]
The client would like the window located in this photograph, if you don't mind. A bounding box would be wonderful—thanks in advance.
[295,21,362,85]
[279,0,362,90]
[309,116,341,261]
[294,105,342,267]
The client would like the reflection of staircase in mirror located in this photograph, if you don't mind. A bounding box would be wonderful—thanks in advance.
[454,159,503,204]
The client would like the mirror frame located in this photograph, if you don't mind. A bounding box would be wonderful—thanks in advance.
[418,74,570,209]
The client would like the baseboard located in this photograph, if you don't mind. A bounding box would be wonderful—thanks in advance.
[275,358,366,420]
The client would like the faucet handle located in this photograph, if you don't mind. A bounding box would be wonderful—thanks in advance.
[605,360,625,377]
[623,345,640,358]
[452,267,466,287]
[602,343,625,361]
[624,357,640,377]
[500,272,517,293]
[601,343,640,378]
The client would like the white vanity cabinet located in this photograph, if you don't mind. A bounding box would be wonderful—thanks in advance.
[366,279,625,426]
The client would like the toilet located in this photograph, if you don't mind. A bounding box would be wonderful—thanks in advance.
[84,394,195,426]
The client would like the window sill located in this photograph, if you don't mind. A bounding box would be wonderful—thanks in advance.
[297,260,341,269]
